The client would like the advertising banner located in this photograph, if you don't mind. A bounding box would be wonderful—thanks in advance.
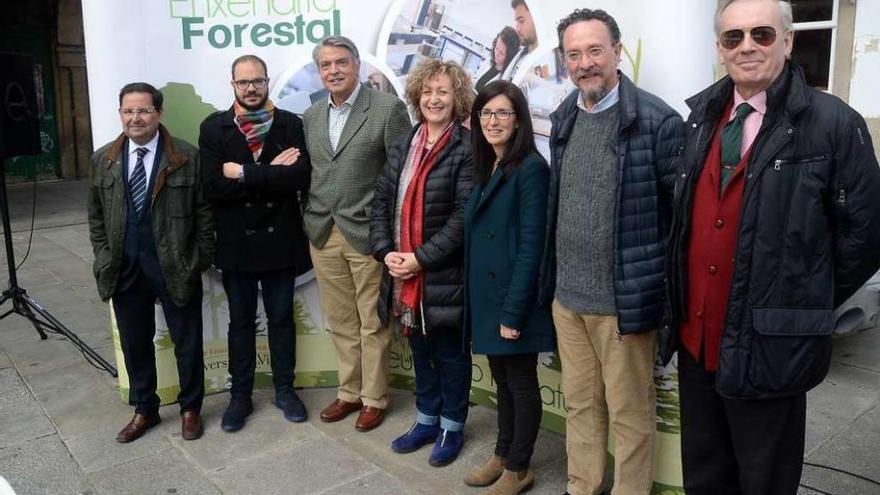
[88,1,718,492]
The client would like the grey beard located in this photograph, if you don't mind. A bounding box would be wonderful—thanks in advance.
[584,82,609,107]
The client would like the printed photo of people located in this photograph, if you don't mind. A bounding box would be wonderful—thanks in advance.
[383,0,543,92]
[382,0,577,160]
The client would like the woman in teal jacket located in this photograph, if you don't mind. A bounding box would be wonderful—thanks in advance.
[463,80,554,495]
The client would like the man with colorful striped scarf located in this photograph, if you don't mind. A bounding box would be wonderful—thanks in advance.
[200,54,312,432]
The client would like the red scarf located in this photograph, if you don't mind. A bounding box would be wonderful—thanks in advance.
[398,123,455,333]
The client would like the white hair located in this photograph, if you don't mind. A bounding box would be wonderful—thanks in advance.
[714,0,794,35]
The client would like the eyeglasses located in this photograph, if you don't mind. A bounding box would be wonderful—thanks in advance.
[119,107,157,116]
[719,26,778,50]
[233,78,268,90]
[564,46,609,63]
[478,110,516,121]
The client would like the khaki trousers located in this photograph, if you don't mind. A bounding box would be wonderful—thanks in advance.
[552,300,656,495]
[310,226,390,409]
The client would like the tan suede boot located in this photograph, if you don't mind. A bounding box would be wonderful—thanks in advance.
[464,454,506,486]
[484,468,534,495]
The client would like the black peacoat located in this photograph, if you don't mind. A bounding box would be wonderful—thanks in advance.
[199,107,311,275]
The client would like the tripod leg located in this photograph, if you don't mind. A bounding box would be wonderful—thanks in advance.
[12,291,49,339]
[0,166,116,377]
[21,293,118,376]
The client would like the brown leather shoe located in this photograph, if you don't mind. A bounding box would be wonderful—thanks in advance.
[320,399,363,423]
[355,406,385,432]
[116,413,161,443]
[181,410,203,441]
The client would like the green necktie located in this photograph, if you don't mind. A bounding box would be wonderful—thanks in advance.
[720,103,754,191]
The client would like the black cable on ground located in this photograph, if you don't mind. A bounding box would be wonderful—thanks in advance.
[14,172,39,271]
[803,461,880,488]
[41,329,108,374]
[799,482,834,495]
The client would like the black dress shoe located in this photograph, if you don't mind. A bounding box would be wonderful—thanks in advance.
[221,397,253,432]
[275,389,307,423]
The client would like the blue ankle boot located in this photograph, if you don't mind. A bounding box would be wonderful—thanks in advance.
[391,422,440,453]
[429,429,464,466]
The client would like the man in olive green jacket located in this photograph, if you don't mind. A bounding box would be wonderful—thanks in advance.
[88,82,214,444]
[303,36,411,432]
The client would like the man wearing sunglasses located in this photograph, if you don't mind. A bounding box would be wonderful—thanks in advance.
[88,83,214,442]
[662,1,880,493]
[200,54,312,432]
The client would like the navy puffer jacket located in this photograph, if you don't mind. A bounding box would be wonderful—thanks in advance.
[539,72,685,334]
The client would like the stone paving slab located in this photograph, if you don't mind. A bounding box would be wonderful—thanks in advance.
[2,180,90,234]
[823,361,880,393]
[803,402,880,494]
[87,448,220,495]
[834,328,880,372]
[4,335,104,378]
[1,264,62,292]
[804,371,880,455]
[209,436,378,495]
[800,463,880,495]
[38,226,96,264]
[0,368,55,448]
[65,424,174,475]
[172,395,323,472]
[26,362,130,440]
[0,434,92,495]
[319,471,410,495]
[38,251,94,278]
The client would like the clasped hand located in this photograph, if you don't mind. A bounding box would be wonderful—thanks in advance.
[384,252,421,280]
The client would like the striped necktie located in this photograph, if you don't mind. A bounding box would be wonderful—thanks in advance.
[130,147,148,214]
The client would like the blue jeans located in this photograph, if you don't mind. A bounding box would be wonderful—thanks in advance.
[222,268,296,398]
[408,327,472,431]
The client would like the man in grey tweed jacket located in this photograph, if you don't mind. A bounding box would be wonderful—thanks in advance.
[302,36,411,432]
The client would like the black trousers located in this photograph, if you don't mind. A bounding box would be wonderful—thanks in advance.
[678,348,806,495]
[112,272,204,416]
[221,268,296,398]
[487,353,542,472]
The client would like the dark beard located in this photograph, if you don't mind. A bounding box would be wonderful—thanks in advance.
[235,92,268,111]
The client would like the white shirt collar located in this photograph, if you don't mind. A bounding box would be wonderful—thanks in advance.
[328,82,361,110]
[577,81,620,114]
[127,131,160,156]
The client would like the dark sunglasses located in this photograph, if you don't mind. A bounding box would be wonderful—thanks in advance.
[719,26,778,50]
